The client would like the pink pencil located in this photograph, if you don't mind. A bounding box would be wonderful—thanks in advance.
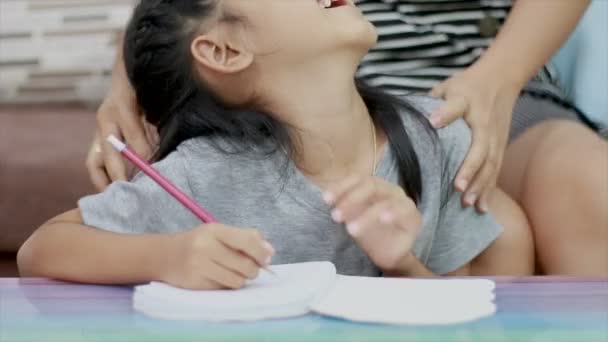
[106,134,276,275]
[107,134,217,223]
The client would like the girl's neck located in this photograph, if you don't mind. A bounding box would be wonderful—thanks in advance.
[260,67,383,186]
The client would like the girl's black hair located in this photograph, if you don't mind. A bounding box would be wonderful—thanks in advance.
[124,0,434,203]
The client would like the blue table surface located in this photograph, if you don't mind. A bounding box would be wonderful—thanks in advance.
[2,277,607,342]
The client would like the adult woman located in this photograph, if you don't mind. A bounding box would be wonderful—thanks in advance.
[88,0,607,275]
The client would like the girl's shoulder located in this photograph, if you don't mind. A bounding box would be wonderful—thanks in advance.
[141,137,238,187]
[171,136,284,180]
[176,136,232,163]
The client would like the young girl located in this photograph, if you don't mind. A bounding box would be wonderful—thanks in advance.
[18,0,533,289]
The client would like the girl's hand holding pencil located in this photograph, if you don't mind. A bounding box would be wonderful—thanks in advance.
[163,224,275,290]
[106,134,276,288]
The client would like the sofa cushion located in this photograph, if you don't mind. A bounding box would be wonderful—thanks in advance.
[0,105,95,252]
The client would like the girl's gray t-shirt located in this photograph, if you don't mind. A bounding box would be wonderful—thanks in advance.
[79,96,502,276]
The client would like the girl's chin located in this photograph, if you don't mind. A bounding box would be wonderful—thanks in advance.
[342,22,378,52]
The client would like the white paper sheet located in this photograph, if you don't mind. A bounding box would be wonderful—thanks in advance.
[133,262,336,321]
[134,262,496,325]
[310,275,496,325]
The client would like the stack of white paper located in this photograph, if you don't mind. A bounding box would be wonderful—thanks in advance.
[310,275,496,325]
[134,262,337,321]
[133,262,496,325]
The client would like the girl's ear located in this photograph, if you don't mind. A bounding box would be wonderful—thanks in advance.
[191,31,254,74]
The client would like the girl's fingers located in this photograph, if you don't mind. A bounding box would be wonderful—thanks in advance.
[330,178,377,223]
[190,277,224,291]
[329,178,401,224]
[429,95,468,128]
[346,200,420,237]
[323,175,363,206]
[213,226,274,267]
[381,200,422,234]
[345,200,419,271]
[345,200,394,239]
[205,260,248,290]
[211,244,261,280]
[85,132,112,191]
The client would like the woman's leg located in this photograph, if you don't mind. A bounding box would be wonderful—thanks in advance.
[499,120,608,275]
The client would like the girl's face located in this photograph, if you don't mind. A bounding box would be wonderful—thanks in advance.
[224,0,377,66]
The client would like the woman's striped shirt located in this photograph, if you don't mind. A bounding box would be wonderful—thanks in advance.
[356,0,553,94]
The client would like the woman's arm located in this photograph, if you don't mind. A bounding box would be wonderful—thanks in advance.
[87,33,154,191]
[475,0,591,88]
[431,0,591,212]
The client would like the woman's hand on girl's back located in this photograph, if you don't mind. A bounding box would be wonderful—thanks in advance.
[429,67,519,213]
[162,224,275,290]
[323,176,423,275]
[86,56,156,191]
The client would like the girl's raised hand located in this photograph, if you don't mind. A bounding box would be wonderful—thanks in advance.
[161,224,275,290]
[324,177,422,275]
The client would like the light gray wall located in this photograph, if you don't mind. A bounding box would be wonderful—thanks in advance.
[0,0,132,104]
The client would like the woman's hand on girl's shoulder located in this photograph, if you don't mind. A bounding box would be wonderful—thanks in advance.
[87,60,157,192]
[323,176,422,275]
[160,224,275,290]
[428,67,519,213]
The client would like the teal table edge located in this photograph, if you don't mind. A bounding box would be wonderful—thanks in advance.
[2,276,607,342]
